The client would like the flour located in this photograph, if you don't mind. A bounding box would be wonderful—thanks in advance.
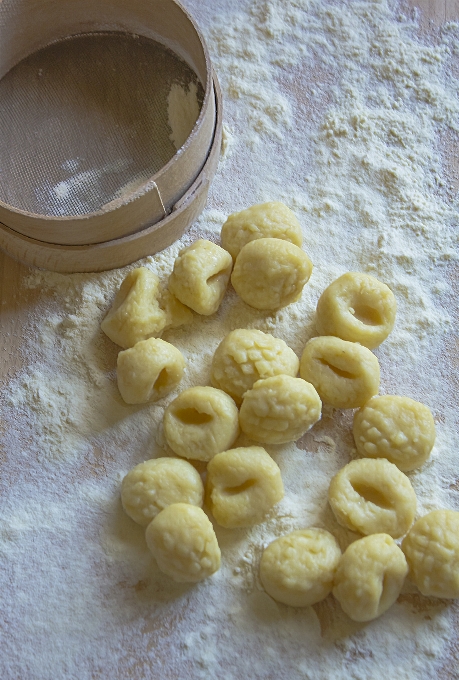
[1,1,459,678]
[167,81,201,150]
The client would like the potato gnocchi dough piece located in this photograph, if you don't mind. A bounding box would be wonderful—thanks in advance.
[353,395,436,471]
[260,528,341,607]
[402,510,459,599]
[328,458,416,538]
[300,336,380,409]
[117,338,185,404]
[121,458,204,527]
[211,328,300,404]
[163,386,240,462]
[239,375,321,444]
[333,534,408,622]
[221,201,303,260]
[231,238,313,310]
[168,239,233,315]
[145,503,221,583]
[316,272,397,349]
[206,446,284,528]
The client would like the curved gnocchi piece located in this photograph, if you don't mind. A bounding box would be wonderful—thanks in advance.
[316,272,397,349]
[333,534,408,621]
[300,336,380,409]
[206,446,284,528]
[328,458,417,538]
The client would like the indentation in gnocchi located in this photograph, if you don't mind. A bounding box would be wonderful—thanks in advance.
[153,368,171,392]
[351,303,382,326]
[351,481,392,509]
[319,359,355,380]
[223,479,257,495]
[174,408,213,426]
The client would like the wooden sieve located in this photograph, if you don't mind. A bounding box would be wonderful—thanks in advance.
[0,0,222,272]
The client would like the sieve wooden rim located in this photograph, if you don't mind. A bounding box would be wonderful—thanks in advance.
[0,0,216,246]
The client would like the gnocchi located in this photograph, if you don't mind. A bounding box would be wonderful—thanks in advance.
[260,528,341,607]
[333,534,408,622]
[239,375,321,444]
[221,201,303,260]
[121,457,204,526]
[163,386,240,462]
[206,446,284,528]
[300,336,380,409]
[168,239,233,315]
[328,458,417,538]
[353,395,436,471]
[231,238,313,310]
[402,510,459,598]
[145,503,221,582]
[211,328,300,404]
[117,337,185,404]
[316,272,397,349]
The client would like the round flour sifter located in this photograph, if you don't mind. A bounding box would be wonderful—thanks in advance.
[0,0,222,272]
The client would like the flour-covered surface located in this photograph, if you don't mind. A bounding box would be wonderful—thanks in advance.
[1,1,459,678]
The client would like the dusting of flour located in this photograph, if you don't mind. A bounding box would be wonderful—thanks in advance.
[1,1,459,678]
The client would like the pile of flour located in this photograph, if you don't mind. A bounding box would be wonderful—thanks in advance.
[1,1,458,678]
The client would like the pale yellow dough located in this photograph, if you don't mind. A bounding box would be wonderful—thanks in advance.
[328,458,416,538]
[168,239,233,315]
[316,272,397,349]
[260,528,341,607]
[239,375,321,444]
[145,503,221,583]
[211,328,300,404]
[163,386,240,462]
[206,446,284,528]
[117,338,185,404]
[402,509,459,598]
[300,336,380,409]
[121,458,204,527]
[231,238,313,310]
[333,534,408,622]
[221,201,303,260]
[101,267,192,349]
[353,395,436,471]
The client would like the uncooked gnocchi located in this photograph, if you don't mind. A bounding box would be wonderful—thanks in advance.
[168,239,233,315]
[353,395,436,471]
[239,375,321,444]
[211,328,300,404]
[101,267,192,349]
[121,457,204,526]
[328,458,416,538]
[163,386,240,462]
[316,272,397,349]
[300,336,380,409]
[402,509,459,598]
[260,528,341,607]
[117,338,185,404]
[206,446,284,528]
[333,534,408,622]
[145,503,221,582]
[221,201,303,260]
[231,238,313,310]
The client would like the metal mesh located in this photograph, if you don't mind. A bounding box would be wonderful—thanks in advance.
[0,32,203,217]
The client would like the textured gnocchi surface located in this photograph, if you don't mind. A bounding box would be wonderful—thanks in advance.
[168,239,233,315]
[333,534,408,622]
[402,510,459,598]
[328,458,417,538]
[206,446,284,528]
[117,337,185,404]
[163,386,240,462]
[260,528,341,607]
[145,503,221,583]
[121,458,204,527]
[300,336,380,409]
[353,395,436,471]
[239,375,322,444]
[231,237,313,310]
[211,328,300,404]
[221,201,303,260]
[316,272,397,349]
